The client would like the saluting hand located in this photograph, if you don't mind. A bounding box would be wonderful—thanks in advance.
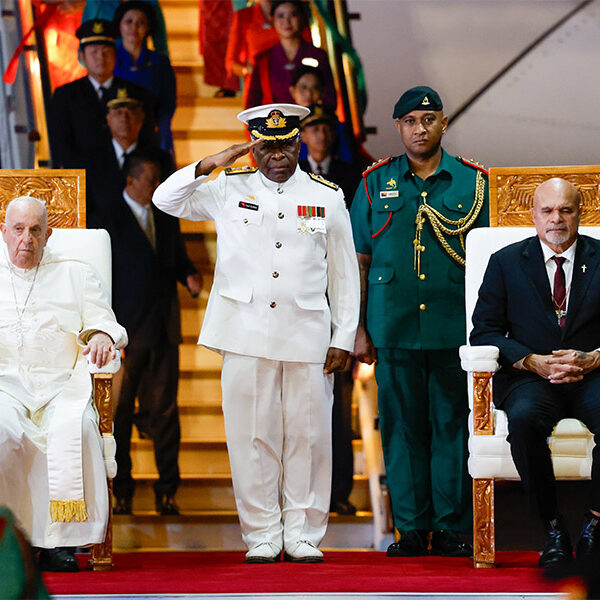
[195,139,263,177]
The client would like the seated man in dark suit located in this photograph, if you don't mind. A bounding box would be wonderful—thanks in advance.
[94,151,201,515]
[48,19,156,169]
[470,178,600,568]
[85,90,174,221]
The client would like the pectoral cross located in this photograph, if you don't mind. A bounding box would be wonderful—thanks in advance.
[555,309,567,327]
[582,264,587,273]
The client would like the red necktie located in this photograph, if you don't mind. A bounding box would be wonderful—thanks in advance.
[552,256,566,328]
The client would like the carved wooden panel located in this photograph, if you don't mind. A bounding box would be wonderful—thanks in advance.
[0,169,86,228]
[473,479,495,568]
[93,374,113,435]
[489,165,600,227]
[473,372,494,435]
[91,480,113,571]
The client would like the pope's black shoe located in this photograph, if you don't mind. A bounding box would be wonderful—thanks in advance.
[430,530,473,557]
[576,512,600,562]
[156,494,179,516]
[386,530,429,557]
[113,496,132,515]
[539,516,573,569]
[38,547,79,572]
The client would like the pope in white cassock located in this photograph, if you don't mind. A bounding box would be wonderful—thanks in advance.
[153,104,360,564]
[0,197,127,572]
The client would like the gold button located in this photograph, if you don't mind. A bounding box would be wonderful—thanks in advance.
[419,304,426,311]
[272,271,279,278]
[419,274,426,280]
[457,204,463,209]
[384,204,389,209]
[243,218,248,224]
[275,241,282,248]
[278,212,284,219]
[270,301,277,308]
[378,276,382,281]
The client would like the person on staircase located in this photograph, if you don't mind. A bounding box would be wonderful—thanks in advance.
[93,152,201,516]
[152,103,360,563]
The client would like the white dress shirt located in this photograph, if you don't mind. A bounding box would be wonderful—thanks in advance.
[123,191,156,249]
[112,139,137,168]
[307,155,331,176]
[88,76,113,99]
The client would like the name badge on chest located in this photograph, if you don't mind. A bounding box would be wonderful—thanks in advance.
[297,205,326,234]
[380,190,399,198]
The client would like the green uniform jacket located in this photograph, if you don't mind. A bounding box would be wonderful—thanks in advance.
[350,150,489,350]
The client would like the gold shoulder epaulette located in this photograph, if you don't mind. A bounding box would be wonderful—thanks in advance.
[457,156,488,177]
[362,155,392,178]
[309,172,339,190]
[225,166,258,175]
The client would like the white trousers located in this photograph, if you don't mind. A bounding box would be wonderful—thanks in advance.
[221,353,334,551]
[0,394,108,548]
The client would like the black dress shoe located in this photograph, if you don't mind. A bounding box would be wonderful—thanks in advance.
[386,530,429,556]
[329,500,357,515]
[114,496,132,515]
[156,494,179,515]
[539,516,574,569]
[430,530,473,557]
[576,512,600,562]
[38,547,79,572]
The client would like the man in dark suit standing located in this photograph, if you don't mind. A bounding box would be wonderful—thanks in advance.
[85,91,174,223]
[96,151,201,515]
[471,178,600,568]
[48,19,156,169]
[299,103,361,515]
[299,104,361,204]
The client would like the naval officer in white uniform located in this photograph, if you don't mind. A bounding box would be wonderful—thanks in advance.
[153,103,359,563]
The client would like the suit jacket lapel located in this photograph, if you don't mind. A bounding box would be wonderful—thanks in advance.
[522,237,558,331]
[563,235,598,338]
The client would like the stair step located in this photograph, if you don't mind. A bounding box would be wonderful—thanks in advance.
[113,511,374,551]
[180,344,222,372]
[161,0,201,35]
[177,378,222,405]
[173,64,221,98]
[128,474,371,512]
[174,138,248,167]
[173,102,244,132]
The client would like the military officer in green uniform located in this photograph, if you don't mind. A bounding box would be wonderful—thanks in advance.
[350,86,488,557]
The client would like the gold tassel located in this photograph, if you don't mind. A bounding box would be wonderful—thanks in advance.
[49,499,89,523]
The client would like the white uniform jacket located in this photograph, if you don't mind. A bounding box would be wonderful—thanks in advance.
[153,162,360,363]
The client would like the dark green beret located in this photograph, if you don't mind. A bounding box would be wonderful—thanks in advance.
[393,86,443,119]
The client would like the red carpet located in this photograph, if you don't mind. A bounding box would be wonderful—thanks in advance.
[42,551,577,595]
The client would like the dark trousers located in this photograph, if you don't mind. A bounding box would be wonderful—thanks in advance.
[503,371,600,523]
[375,348,471,533]
[113,335,181,500]
[331,368,354,504]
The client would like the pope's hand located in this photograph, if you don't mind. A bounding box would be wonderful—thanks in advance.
[195,139,263,177]
[324,347,350,374]
[83,332,116,368]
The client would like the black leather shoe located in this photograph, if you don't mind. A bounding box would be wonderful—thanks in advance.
[113,496,132,515]
[539,516,573,569]
[329,500,357,515]
[38,547,79,572]
[576,512,600,562]
[386,530,429,556]
[430,530,473,557]
[156,494,179,516]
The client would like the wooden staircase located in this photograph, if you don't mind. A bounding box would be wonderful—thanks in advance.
[113,0,373,551]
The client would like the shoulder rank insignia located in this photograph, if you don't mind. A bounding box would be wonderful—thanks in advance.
[308,172,339,190]
[362,156,392,178]
[225,166,258,175]
[457,156,488,177]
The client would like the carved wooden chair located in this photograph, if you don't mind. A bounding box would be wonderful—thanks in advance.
[460,166,600,568]
[0,169,116,570]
